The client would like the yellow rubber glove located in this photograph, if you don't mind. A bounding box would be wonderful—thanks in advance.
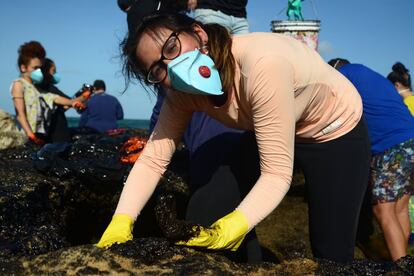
[176,210,249,251]
[96,214,134,248]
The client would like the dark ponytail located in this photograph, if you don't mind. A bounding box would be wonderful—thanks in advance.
[202,23,235,95]
[387,62,412,90]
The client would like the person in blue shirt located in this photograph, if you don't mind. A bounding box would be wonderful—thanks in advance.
[329,58,414,261]
[79,79,124,133]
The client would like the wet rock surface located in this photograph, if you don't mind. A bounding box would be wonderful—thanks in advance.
[314,256,414,275]
[0,129,186,258]
[0,130,413,275]
[3,240,412,275]
[154,193,202,242]
[1,240,310,275]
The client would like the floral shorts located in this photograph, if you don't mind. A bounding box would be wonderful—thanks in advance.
[370,138,414,204]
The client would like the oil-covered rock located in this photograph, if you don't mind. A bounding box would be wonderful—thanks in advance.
[155,193,202,242]
[0,129,413,275]
[0,129,184,257]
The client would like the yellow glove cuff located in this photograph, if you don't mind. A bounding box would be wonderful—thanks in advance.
[212,210,249,251]
[217,209,249,232]
[111,214,134,226]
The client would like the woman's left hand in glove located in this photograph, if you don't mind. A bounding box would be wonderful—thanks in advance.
[176,210,249,251]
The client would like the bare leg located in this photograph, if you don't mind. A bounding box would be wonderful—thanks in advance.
[373,201,407,261]
[396,194,411,242]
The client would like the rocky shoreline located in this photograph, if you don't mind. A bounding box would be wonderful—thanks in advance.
[0,129,412,275]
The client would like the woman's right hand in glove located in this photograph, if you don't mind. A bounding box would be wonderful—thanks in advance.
[28,133,45,145]
[96,214,134,248]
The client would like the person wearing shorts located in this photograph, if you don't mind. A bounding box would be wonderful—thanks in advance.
[330,59,414,261]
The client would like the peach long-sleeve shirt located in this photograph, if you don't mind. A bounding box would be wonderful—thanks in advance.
[115,33,362,230]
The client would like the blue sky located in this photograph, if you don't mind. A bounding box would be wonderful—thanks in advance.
[1,0,413,120]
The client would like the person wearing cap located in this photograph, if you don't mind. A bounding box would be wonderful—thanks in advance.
[117,0,188,32]
[78,80,124,133]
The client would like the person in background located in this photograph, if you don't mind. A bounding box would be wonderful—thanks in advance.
[10,41,86,145]
[78,80,124,133]
[36,58,72,143]
[118,0,262,262]
[117,0,188,32]
[329,58,414,261]
[387,62,414,248]
[97,13,371,263]
[189,0,249,35]
[387,62,414,115]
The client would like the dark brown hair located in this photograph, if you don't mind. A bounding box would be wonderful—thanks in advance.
[17,41,46,70]
[387,62,412,90]
[327,58,350,70]
[121,12,235,94]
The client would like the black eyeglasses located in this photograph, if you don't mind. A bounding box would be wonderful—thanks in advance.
[147,32,181,84]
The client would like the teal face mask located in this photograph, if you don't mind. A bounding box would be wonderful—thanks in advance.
[52,73,61,84]
[167,49,223,96]
[30,68,44,84]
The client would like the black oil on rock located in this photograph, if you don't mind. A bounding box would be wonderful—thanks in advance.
[0,130,413,275]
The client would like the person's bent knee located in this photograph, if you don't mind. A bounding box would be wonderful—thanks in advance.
[373,202,397,223]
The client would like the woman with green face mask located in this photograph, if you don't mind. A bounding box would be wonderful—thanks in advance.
[10,41,88,145]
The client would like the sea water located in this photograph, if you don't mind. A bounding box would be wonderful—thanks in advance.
[67,117,150,130]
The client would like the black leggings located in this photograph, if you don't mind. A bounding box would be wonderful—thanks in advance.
[294,118,371,262]
[185,132,262,263]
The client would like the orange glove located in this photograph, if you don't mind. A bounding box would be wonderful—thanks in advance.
[119,137,147,164]
[81,91,92,100]
[28,133,45,145]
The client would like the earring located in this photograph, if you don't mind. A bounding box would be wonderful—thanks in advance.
[200,45,209,54]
